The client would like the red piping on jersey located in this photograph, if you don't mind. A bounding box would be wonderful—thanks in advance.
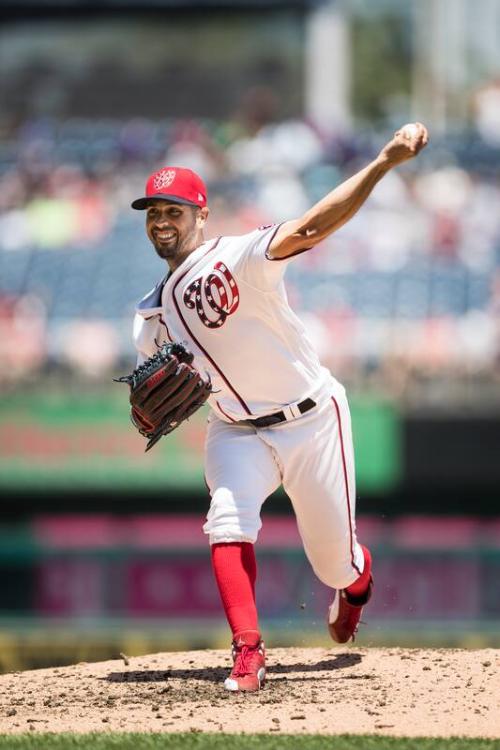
[264,224,312,261]
[216,400,236,423]
[265,245,311,261]
[157,313,173,342]
[331,396,362,578]
[170,237,252,415]
[146,313,173,347]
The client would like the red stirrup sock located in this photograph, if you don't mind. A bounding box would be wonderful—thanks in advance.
[211,542,259,637]
[346,544,372,598]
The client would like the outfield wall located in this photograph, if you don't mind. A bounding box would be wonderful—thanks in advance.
[0,514,498,671]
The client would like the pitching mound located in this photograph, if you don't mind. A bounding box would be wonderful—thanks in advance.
[0,647,498,738]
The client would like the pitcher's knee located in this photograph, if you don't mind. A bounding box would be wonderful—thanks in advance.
[306,544,361,590]
[203,488,261,545]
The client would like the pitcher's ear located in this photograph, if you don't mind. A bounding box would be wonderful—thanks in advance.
[197,206,209,227]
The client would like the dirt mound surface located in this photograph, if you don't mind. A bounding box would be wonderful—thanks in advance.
[0,647,498,737]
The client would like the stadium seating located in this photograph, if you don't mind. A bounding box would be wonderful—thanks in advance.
[0,118,497,374]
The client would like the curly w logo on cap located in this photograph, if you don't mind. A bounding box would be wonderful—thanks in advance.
[131,166,207,210]
[153,169,176,191]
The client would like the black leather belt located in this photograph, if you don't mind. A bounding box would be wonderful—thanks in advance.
[244,398,316,428]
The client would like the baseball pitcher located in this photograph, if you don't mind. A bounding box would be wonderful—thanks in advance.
[122,122,428,691]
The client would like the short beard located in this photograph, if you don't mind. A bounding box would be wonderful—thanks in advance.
[155,230,197,264]
[149,207,199,263]
[153,237,179,260]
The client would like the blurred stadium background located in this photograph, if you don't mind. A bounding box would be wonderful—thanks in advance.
[0,0,499,671]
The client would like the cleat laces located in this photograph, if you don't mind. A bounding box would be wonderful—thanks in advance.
[232,645,262,677]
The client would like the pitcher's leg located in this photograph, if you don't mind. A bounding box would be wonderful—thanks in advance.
[211,541,258,635]
[272,388,372,642]
[204,416,281,691]
[281,390,365,590]
[203,417,281,545]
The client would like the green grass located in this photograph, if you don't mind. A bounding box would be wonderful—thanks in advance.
[0,734,496,750]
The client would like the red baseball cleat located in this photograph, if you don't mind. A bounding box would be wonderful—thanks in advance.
[328,576,373,643]
[224,630,266,692]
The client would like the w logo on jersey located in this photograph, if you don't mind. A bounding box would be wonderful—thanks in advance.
[183,262,240,329]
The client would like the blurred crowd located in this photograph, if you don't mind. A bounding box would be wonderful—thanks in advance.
[0,114,499,403]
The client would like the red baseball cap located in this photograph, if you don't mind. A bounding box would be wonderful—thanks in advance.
[131,166,207,210]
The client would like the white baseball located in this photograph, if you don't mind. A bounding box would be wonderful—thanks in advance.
[401,123,419,139]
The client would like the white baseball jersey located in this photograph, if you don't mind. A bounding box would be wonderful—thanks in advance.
[133,223,365,589]
[133,225,331,422]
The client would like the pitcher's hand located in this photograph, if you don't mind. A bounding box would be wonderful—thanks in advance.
[379,122,429,168]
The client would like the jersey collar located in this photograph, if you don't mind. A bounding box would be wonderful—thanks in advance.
[135,276,168,315]
[135,239,212,316]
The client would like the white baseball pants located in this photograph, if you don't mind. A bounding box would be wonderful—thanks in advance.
[203,378,365,590]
